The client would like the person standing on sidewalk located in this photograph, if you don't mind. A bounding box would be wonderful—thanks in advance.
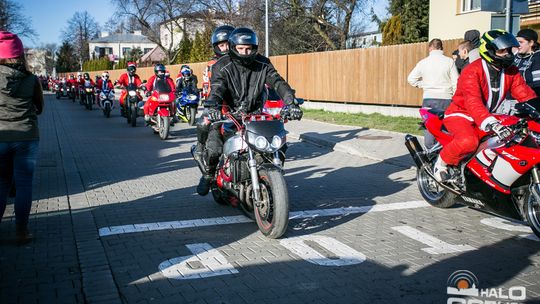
[0,31,44,245]
[407,38,458,148]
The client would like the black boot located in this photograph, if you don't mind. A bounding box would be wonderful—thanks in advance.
[197,175,212,196]
[16,223,33,245]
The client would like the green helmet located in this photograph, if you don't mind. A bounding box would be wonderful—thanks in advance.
[479,29,519,69]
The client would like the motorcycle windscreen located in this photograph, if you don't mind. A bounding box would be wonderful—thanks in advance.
[127,83,138,91]
[154,79,171,93]
[246,120,286,138]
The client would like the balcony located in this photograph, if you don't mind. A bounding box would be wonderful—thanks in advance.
[521,0,540,27]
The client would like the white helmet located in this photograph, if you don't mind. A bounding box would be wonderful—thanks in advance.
[102,71,109,79]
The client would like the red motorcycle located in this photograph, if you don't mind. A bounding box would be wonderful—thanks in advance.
[405,104,540,237]
[146,79,175,140]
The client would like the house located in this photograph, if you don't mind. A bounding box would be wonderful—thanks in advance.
[346,31,382,49]
[88,31,157,61]
[429,0,537,40]
[159,10,227,51]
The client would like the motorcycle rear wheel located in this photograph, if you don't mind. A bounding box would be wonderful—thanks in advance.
[253,167,289,238]
[417,166,456,208]
[525,190,540,238]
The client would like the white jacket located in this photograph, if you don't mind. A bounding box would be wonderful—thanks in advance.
[407,50,459,100]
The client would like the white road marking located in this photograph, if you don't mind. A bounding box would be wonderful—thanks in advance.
[280,235,366,266]
[391,225,476,254]
[99,200,429,237]
[480,217,540,241]
[157,243,238,280]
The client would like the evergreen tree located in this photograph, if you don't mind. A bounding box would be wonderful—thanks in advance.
[174,36,192,64]
[380,0,428,45]
[55,41,79,73]
[189,31,212,63]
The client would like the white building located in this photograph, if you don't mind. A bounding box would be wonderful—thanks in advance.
[346,31,382,49]
[160,11,227,51]
[88,31,157,61]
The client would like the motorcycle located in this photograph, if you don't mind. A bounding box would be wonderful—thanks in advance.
[80,82,95,111]
[99,88,115,117]
[175,85,199,126]
[68,84,77,102]
[125,83,144,127]
[191,98,303,239]
[146,79,175,140]
[55,83,65,99]
[405,103,540,238]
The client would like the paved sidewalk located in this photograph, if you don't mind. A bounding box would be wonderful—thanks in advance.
[286,119,420,168]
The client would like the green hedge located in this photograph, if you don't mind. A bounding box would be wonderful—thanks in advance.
[83,57,113,71]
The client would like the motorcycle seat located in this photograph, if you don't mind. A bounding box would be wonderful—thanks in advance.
[427,108,445,120]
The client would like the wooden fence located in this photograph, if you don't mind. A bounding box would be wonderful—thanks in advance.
[61,39,461,107]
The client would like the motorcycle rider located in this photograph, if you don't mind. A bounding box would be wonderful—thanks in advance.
[144,63,175,123]
[434,30,537,182]
[117,62,143,117]
[79,72,95,87]
[95,72,114,107]
[176,65,198,93]
[192,25,235,168]
[196,27,303,196]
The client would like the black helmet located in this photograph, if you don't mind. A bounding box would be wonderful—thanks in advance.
[211,25,235,56]
[479,29,519,69]
[229,27,259,66]
[154,63,166,78]
[83,72,90,80]
[127,62,137,76]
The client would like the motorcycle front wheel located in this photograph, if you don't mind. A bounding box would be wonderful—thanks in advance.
[417,166,456,208]
[131,105,137,127]
[525,188,540,238]
[159,116,170,140]
[104,103,111,118]
[188,106,197,126]
[253,167,289,238]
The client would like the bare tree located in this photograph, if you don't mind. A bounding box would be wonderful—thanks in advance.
[62,11,100,70]
[41,43,57,76]
[112,0,201,64]
[0,0,37,40]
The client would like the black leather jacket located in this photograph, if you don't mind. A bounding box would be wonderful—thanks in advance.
[208,54,295,113]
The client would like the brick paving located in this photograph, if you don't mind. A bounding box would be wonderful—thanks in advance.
[1,94,540,303]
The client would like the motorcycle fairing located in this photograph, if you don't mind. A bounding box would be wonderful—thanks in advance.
[223,135,248,156]
[245,120,286,140]
[157,107,170,117]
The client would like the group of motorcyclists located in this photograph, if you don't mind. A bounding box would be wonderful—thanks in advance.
[53,25,304,198]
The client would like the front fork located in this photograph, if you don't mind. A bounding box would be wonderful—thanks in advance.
[248,149,261,204]
[530,167,540,205]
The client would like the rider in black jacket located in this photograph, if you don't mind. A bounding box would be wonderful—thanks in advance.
[196,27,302,196]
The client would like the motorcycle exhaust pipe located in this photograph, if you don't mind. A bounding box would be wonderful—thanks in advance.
[405,134,428,168]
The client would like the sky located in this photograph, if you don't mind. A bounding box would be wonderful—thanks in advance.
[18,0,389,48]
[19,0,115,47]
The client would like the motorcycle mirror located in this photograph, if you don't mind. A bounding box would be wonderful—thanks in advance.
[295,98,304,105]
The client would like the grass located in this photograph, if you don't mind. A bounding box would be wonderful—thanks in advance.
[302,109,423,135]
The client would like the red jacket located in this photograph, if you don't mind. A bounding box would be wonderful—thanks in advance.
[145,75,175,93]
[117,72,142,88]
[79,79,95,87]
[96,79,114,91]
[445,59,536,130]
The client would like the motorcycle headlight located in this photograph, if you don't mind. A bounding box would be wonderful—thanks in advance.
[188,94,198,101]
[158,94,170,102]
[254,136,269,151]
[263,107,281,116]
[100,93,106,100]
[270,135,283,149]
[128,91,137,97]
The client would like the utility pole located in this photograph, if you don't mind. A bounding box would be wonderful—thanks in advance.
[505,0,513,32]
[265,0,269,57]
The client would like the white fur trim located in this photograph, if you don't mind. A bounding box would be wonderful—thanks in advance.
[444,113,474,121]
[480,116,498,131]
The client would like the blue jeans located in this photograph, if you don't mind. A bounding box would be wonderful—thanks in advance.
[0,140,39,226]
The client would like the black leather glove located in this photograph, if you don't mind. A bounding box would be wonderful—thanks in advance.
[288,104,303,120]
[488,121,512,141]
[145,91,151,98]
[207,108,222,121]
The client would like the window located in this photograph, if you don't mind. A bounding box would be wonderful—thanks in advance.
[144,48,153,54]
[122,47,131,55]
[462,0,481,12]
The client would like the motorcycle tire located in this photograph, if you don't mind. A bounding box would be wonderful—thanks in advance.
[131,105,137,127]
[417,166,456,208]
[525,190,540,238]
[159,116,170,140]
[105,104,111,118]
[188,106,197,126]
[253,167,289,239]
